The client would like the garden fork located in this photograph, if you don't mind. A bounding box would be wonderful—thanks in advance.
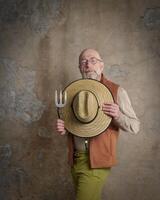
[55,90,67,118]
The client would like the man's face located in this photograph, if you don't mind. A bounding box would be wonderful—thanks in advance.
[79,49,104,80]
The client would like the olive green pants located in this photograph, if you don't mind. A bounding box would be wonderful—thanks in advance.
[71,151,111,200]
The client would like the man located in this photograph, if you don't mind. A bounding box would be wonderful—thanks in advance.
[56,48,140,200]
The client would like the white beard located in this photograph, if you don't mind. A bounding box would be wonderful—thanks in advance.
[82,69,101,80]
[82,72,98,80]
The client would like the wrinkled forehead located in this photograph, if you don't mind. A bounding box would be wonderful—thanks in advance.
[79,49,102,61]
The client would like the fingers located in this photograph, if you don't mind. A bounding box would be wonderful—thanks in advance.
[56,119,65,128]
[102,103,120,118]
[57,119,65,123]
[103,103,119,108]
[55,119,66,135]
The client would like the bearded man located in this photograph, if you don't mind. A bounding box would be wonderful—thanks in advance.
[55,48,140,200]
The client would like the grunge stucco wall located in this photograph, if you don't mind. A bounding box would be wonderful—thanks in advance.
[0,0,160,200]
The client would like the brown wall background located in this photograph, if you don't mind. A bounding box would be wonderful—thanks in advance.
[0,0,160,199]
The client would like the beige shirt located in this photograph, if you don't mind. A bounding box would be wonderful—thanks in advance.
[74,86,140,151]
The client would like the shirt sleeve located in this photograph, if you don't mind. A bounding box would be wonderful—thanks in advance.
[113,87,140,134]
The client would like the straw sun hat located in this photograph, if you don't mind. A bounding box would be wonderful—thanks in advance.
[58,79,114,138]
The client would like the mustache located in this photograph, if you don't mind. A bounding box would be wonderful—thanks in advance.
[82,70,97,74]
[82,70,100,76]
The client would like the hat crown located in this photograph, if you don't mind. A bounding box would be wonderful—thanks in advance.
[72,90,98,123]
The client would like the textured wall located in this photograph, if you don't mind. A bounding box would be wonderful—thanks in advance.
[0,0,160,200]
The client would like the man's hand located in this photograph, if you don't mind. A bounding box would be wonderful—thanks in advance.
[102,103,120,119]
[55,119,66,135]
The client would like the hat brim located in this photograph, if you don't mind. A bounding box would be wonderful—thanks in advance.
[58,79,114,137]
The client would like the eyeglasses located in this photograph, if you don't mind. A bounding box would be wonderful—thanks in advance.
[79,57,103,67]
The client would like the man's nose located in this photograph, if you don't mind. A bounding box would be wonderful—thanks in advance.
[85,60,92,68]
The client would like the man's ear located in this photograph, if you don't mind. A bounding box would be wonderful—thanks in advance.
[100,62,104,72]
[79,65,83,74]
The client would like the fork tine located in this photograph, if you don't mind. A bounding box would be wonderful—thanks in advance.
[55,89,67,108]
[55,90,59,107]
[60,90,62,104]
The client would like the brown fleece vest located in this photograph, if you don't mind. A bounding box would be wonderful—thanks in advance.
[67,74,120,168]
